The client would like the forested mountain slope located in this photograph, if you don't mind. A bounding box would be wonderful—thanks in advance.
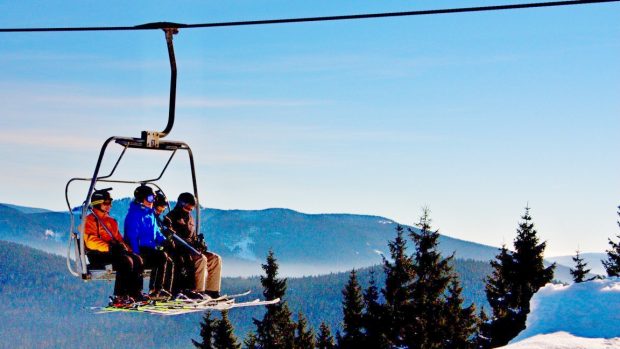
[0,240,493,348]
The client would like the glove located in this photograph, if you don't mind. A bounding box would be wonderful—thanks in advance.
[156,245,164,251]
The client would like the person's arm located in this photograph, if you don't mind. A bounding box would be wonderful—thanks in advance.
[123,214,140,253]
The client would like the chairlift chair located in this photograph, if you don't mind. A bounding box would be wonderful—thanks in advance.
[64,28,201,280]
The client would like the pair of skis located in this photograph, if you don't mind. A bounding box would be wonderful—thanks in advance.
[91,290,280,316]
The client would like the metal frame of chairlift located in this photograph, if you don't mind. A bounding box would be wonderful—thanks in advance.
[64,28,201,280]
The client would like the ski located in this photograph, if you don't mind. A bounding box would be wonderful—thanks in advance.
[90,291,277,316]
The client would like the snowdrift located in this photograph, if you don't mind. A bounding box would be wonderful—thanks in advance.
[501,278,620,349]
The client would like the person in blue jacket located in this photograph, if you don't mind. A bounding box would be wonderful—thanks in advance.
[124,184,174,298]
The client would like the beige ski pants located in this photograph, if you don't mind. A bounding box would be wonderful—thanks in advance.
[193,251,222,292]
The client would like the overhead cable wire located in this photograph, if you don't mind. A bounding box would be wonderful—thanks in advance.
[0,0,618,33]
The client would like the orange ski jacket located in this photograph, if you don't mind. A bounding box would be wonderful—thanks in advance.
[83,211,127,252]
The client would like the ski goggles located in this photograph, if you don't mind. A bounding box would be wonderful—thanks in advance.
[146,194,155,203]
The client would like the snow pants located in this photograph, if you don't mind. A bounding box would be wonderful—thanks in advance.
[87,248,144,298]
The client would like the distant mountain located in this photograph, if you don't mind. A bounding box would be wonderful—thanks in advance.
[547,253,608,276]
[0,201,574,281]
[0,240,493,348]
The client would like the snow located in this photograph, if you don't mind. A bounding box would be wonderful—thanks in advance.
[501,332,620,349]
[500,278,620,349]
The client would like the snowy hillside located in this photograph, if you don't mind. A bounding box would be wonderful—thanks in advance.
[500,278,620,349]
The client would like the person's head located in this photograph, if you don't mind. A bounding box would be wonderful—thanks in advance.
[176,192,196,213]
[154,191,168,215]
[91,188,113,214]
[134,184,155,208]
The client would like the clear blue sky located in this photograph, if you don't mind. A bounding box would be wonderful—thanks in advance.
[0,1,619,256]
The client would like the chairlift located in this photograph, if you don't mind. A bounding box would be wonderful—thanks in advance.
[64,28,201,280]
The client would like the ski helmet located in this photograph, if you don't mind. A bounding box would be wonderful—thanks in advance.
[134,185,155,203]
[91,188,112,206]
[154,190,168,208]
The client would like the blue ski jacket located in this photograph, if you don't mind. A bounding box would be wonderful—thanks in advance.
[124,201,166,254]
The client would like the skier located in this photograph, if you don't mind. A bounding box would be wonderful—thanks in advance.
[124,185,174,298]
[165,192,222,299]
[82,188,144,302]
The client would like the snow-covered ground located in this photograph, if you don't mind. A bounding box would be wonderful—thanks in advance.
[500,278,620,349]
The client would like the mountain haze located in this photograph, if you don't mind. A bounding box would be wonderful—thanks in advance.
[0,201,574,280]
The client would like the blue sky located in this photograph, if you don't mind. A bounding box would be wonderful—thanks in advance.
[0,1,619,256]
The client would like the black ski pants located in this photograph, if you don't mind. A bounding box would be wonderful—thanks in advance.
[140,248,174,294]
[87,248,144,298]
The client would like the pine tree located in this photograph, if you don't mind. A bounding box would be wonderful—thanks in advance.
[294,312,316,349]
[571,249,592,283]
[485,207,555,347]
[485,245,516,347]
[244,333,259,349]
[381,224,414,346]
[192,311,216,349]
[213,311,241,349]
[603,206,620,277]
[442,278,477,349]
[339,269,365,349]
[253,250,296,349]
[404,207,456,349]
[472,308,491,349]
[316,322,335,349]
[362,271,389,349]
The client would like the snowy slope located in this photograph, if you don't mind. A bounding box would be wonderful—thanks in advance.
[502,332,620,349]
[501,278,620,349]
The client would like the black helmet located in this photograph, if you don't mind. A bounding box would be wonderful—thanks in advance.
[154,190,168,208]
[91,188,112,206]
[177,192,196,206]
[134,184,155,203]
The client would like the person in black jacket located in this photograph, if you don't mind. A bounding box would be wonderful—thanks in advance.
[165,192,221,299]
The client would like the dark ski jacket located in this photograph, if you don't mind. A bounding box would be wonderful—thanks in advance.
[124,201,166,254]
[165,205,197,246]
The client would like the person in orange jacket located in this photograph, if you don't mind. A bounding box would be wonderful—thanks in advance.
[83,188,144,301]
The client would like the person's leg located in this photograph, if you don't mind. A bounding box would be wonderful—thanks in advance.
[204,251,222,293]
[141,248,170,294]
[124,252,143,298]
[192,254,208,292]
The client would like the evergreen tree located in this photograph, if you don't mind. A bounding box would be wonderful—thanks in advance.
[571,249,593,283]
[339,269,365,349]
[381,224,414,346]
[442,278,477,349]
[193,311,216,349]
[472,308,491,349]
[316,322,335,349]
[253,250,296,349]
[404,207,455,349]
[485,245,516,347]
[362,271,389,349]
[244,333,259,349]
[213,311,241,349]
[294,312,316,349]
[603,206,620,277]
[485,207,555,347]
